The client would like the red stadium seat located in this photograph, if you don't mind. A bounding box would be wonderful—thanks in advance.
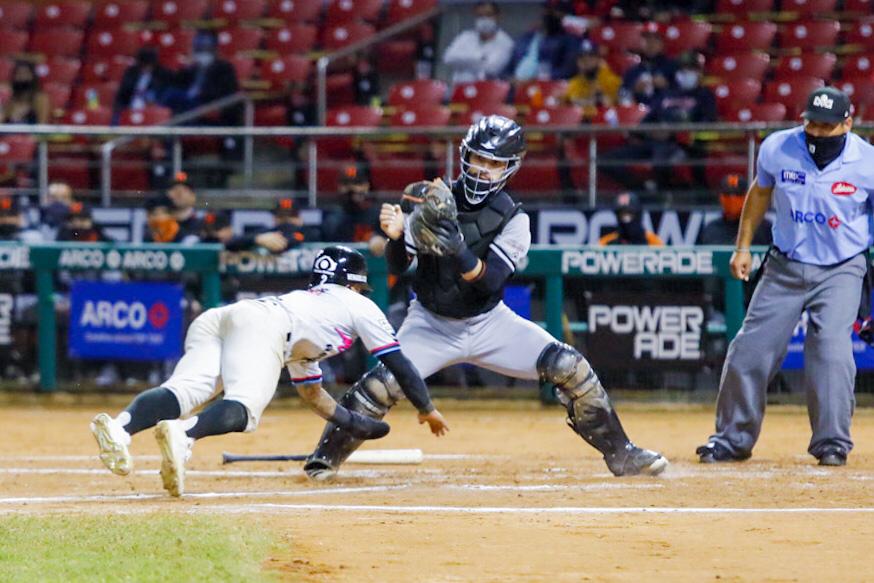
[0,2,34,29]
[780,0,837,15]
[375,40,416,76]
[511,157,564,195]
[0,59,14,82]
[842,55,873,81]
[725,102,787,121]
[716,21,777,52]
[390,105,451,127]
[254,104,286,125]
[843,0,872,14]
[35,1,91,29]
[149,0,208,26]
[605,52,640,76]
[384,0,438,26]
[774,53,836,82]
[387,79,447,107]
[326,73,355,107]
[43,83,71,112]
[714,0,774,16]
[706,52,770,82]
[457,103,517,126]
[48,152,93,189]
[590,22,643,52]
[71,82,119,109]
[260,55,312,89]
[325,0,382,25]
[780,20,840,51]
[0,135,36,166]
[229,56,255,81]
[81,56,133,83]
[267,0,321,23]
[661,20,712,57]
[87,28,142,59]
[513,81,568,109]
[526,106,583,126]
[216,27,264,59]
[0,30,28,57]
[705,153,749,189]
[29,30,84,58]
[94,1,148,28]
[835,79,874,109]
[594,103,650,125]
[322,23,375,51]
[154,29,196,68]
[846,18,874,51]
[118,105,172,125]
[322,105,382,157]
[264,25,318,54]
[211,0,266,23]
[713,78,762,118]
[450,81,511,108]
[370,157,425,192]
[764,76,824,118]
[35,58,81,85]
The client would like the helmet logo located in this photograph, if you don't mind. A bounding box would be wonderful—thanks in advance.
[313,255,338,276]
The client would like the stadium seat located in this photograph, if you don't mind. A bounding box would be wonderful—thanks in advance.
[48,152,93,189]
[780,20,840,51]
[387,80,447,108]
[325,0,382,26]
[0,135,36,168]
[35,1,92,29]
[779,0,837,15]
[390,105,451,127]
[216,27,264,59]
[846,18,874,51]
[0,2,34,29]
[713,79,762,118]
[450,81,511,108]
[72,82,119,109]
[149,0,208,26]
[836,79,874,111]
[0,59,14,82]
[0,30,28,57]
[510,156,564,196]
[605,52,640,76]
[326,73,355,107]
[725,102,787,121]
[370,158,425,191]
[375,40,417,76]
[118,105,172,125]
[81,56,133,83]
[229,56,255,81]
[526,106,583,127]
[513,80,568,109]
[595,103,650,125]
[322,105,382,157]
[211,0,266,23]
[35,58,81,86]
[774,53,836,82]
[716,21,777,52]
[842,55,873,81]
[764,76,824,118]
[843,0,872,15]
[264,25,318,55]
[154,29,196,68]
[384,0,438,27]
[87,29,142,59]
[714,0,775,17]
[457,103,517,126]
[706,52,770,82]
[29,30,84,59]
[322,23,375,51]
[254,104,286,125]
[94,1,148,28]
[705,153,749,189]
[590,22,643,53]
[44,83,71,112]
[661,21,712,57]
[260,55,312,90]
[266,0,321,23]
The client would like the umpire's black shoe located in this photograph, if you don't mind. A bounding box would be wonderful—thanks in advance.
[817,449,847,467]
[696,441,749,463]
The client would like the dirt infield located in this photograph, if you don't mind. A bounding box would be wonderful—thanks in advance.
[2,398,873,582]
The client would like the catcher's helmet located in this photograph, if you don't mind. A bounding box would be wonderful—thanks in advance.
[309,245,371,291]
[459,115,526,206]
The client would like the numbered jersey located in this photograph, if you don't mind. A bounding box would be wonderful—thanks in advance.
[265,284,399,384]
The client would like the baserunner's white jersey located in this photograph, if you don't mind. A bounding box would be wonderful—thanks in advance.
[264,284,400,384]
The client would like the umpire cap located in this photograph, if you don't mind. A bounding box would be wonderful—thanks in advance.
[802,87,851,124]
[309,245,371,292]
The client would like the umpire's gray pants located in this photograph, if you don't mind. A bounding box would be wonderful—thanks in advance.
[709,250,865,459]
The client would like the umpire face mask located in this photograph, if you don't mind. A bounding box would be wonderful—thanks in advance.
[804,121,849,170]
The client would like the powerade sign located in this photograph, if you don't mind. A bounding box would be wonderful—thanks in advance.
[782,310,874,370]
[69,281,183,360]
[562,249,715,276]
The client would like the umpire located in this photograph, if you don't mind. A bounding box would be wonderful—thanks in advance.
[697,87,874,467]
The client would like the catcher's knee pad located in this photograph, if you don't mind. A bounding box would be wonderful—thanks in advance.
[537,342,628,456]
[304,364,401,481]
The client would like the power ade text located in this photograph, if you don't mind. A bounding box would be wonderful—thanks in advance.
[562,250,713,275]
[589,305,704,360]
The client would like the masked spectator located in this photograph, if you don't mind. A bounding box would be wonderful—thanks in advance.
[0,61,49,124]
[163,31,240,121]
[145,194,199,244]
[166,172,203,240]
[113,47,173,124]
[506,3,579,81]
[698,174,772,245]
[56,202,110,242]
[599,191,663,246]
[0,194,41,242]
[566,40,620,116]
[324,165,385,255]
[619,23,677,107]
[443,1,514,85]
[41,181,74,231]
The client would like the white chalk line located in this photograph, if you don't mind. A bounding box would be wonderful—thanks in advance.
[448,483,664,492]
[0,467,442,479]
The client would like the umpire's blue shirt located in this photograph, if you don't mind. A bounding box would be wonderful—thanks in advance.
[757,126,874,266]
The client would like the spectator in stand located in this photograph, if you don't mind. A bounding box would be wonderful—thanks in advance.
[619,22,677,107]
[0,61,49,125]
[166,172,203,241]
[599,192,663,246]
[56,202,111,243]
[0,194,41,243]
[565,39,620,118]
[145,195,199,244]
[353,54,380,106]
[698,174,772,246]
[443,1,514,86]
[506,3,579,81]
[611,0,712,21]
[41,181,75,231]
[112,47,173,125]
[272,197,320,245]
[323,165,386,256]
[200,203,307,253]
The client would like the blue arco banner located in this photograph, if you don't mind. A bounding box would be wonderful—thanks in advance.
[782,303,874,370]
[69,281,184,360]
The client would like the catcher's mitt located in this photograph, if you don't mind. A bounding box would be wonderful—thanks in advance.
[404,179,460,256]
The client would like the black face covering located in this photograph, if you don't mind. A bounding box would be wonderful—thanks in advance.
[804,132,847,170]
[12,80,33,94]
[542,13,563,36]
[617,215,647,244]
[0,224,19,239]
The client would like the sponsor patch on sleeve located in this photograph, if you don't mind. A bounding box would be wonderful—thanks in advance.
[780,170,806,185]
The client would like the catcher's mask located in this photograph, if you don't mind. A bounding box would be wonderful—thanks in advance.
[309,245,371,292]
[459,115,526,207]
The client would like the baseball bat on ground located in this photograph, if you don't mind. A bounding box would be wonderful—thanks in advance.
[221,448,424,465]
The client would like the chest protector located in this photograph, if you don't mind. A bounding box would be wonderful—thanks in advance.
[414,190,521,319]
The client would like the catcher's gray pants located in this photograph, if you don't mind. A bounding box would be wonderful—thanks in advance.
[397,300,557,381]
[709,250,866,459]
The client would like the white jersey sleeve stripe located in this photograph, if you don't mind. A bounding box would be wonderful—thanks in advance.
[489,242,516,272]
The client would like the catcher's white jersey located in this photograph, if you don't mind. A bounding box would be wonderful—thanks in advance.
[161,284,398,431]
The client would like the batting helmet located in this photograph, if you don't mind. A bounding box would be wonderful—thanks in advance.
[309,245,371,291]
[459,115,526,207]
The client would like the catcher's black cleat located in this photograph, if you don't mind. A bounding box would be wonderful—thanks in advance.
[817,448,847,467]
[605,443,668,476]
[696,441,750,463]
[303,456,338,481]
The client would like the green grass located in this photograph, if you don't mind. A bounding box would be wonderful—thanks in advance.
[0,513,277,582]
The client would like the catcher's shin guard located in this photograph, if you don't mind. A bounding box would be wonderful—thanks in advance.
[304,363,402,481]
[537,342,667,476]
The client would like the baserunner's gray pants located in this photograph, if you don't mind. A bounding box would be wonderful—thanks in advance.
[709,249,866,459]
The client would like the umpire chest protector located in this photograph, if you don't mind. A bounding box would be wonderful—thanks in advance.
[414,188,521,319]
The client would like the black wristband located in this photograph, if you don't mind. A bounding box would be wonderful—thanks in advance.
[455,246,478,273]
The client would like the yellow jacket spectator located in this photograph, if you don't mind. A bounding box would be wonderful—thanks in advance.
[566,40,621,117]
